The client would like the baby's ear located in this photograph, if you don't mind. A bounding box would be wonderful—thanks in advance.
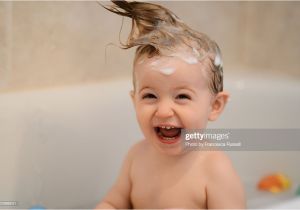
[208,91,229,121]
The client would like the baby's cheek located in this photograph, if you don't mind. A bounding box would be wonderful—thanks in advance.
[136,107,152,128]
[180,109,200,126]
[186,115,208,129]
[137,105,154,119]
[134,80,140,91]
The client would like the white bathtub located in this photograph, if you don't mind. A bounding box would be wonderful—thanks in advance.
[264,196,300,209]
[221,71,300,209]
[0,71,300,209]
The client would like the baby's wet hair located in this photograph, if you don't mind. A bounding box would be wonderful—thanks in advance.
[101,0,223,94]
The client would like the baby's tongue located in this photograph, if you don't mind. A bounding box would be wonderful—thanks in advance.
[159,128,181,138]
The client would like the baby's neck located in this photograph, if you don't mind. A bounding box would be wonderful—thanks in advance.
[152,146,199,164]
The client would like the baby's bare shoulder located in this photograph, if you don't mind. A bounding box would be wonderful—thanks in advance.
[203,151,234,173]
[202,151,241,185]
[202,151,246,209]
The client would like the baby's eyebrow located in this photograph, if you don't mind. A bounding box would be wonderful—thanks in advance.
[139,86,153,93]
[175,86,196,94]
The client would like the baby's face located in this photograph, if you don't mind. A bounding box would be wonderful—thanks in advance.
[131,55,215,156]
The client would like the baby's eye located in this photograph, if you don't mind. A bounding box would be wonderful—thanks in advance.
[176,94,191,100]
[142,93,157,99]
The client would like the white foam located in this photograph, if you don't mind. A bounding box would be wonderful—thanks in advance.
[214,54,222,67]
[192,47,200,57]
[150,60,159,66]
[170,52,198,65]
[182,55,198,64]
[159,67,176,75]
[148,58,176,75]
[145,51,199,76]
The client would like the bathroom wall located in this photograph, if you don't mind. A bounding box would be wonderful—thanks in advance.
[242,2,300,76]
[0,1,135,92]
[0,2,9,88]
[1,1,299,92]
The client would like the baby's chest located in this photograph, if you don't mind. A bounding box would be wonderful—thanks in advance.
[130,165,207,209]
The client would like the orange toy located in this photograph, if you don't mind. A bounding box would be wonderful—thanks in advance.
[257,173,291,193]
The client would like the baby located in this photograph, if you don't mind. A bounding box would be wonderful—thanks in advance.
[96,0,245,209]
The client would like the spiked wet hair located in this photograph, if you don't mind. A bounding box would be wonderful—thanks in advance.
[102,0,223,94]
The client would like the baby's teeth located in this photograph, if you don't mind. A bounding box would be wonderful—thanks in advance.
[163,137,175,140]
[160,126,175,129]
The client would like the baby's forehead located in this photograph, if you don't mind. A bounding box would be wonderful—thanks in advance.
[135,55,180,67]
[134,55,211,89]
[134,53,212,77]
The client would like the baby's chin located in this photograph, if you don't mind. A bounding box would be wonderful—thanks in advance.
[152,142,189,156]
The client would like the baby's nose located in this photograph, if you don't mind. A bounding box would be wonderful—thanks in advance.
[155,100,174,119]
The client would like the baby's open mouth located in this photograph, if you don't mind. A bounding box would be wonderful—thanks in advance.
[154,126,182,140]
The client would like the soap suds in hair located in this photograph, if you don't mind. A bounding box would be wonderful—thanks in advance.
[102,0,224,94]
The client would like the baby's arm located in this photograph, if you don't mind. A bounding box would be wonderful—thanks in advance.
[95,144,137,209]
[205,152,246,209]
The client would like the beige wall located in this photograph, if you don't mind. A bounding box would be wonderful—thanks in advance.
[0,1,136,92]
[0,2,9,89]
[0,1,299,92]
[242,2,300,76]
